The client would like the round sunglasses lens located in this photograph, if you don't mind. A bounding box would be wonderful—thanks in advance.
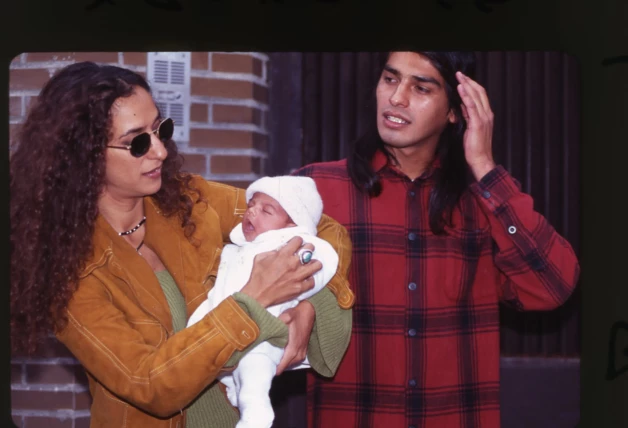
[130,134,151,157]
[159,118,174,142]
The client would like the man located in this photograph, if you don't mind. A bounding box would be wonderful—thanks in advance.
[294,51,580,427]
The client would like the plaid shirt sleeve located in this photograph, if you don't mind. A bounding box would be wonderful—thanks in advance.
[469,165,580,311]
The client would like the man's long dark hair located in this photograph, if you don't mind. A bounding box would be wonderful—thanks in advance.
[347,51,477,235]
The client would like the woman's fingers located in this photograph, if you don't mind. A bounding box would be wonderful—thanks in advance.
[299,260,322,280]
[243,237,322,307]
[299,274,317,294]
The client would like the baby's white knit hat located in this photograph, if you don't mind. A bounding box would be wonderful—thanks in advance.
[245,176,323,235]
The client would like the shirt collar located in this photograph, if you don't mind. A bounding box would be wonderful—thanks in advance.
[371,148,441,181]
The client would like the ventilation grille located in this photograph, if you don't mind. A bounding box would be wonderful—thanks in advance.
[147,52,191,142]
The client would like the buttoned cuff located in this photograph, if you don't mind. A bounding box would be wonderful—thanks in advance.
[223,292,289,368]
[469,165,521,212]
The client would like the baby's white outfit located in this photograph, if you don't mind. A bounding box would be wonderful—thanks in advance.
[187,223,338,428]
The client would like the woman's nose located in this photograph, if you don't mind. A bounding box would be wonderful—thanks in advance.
[148,133,168,160]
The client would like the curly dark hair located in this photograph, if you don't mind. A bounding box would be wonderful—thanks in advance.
[10,62,203,355]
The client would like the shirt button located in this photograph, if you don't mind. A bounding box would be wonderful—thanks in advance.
[409,190,416,197]
[482,190,491,199]
[409,425,417,428]
[408,328,417,337]
[408,282,417,291]
[408,379,417,387]
[408,232,417,241]
[508,225,517,234]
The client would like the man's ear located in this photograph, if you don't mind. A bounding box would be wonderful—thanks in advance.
[447,108,458,124]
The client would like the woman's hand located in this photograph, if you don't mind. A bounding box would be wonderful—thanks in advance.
[240,236,322,308]
[275,300,316,375]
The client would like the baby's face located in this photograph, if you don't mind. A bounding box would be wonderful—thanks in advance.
[242,192,296,241]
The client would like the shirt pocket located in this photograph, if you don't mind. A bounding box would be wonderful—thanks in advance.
[436,223,496,303]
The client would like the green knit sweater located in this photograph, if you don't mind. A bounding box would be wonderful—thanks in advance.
[154,269,352,427]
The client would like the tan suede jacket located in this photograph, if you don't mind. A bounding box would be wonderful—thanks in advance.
[56,176,354,428]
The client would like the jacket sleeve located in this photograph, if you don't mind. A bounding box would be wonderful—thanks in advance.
[190,176,247,245]
[56,278,265,417]
[314,214,355,310]
[306,214,354,377]
[469,165,580,311]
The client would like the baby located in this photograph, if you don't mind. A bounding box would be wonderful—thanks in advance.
[187,175,339,428]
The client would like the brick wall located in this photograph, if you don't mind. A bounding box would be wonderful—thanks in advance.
[9,51,270,428]
[186,51,269,188]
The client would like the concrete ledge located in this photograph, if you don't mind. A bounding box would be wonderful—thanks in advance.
[500,356,580,428]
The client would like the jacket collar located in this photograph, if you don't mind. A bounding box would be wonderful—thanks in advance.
[80,197,188,332]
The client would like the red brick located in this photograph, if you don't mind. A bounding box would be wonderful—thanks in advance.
[211,156,261,174]
[253,58,263,77]
[253,83,268,103]
[26,364,79,384]
[123,52,147,66]
[190,103,208,122]
[26,52,74,62]
[23,416,72,428]
[213,104,261,125]
[32,337,75,359]
[189,129,266,150]
[181,153,207,175]
[12,363,22,384]
[212,53,262,76]
[10,69,51,91]
[24,96,36,113]
[191,77,254,99]
[25,51,116,64]
[74,52,119,63]
[10,96,22,117]
[75,390,93,410]
[12,390,73,410]
[75,417,91,428]
[192,52,209,70]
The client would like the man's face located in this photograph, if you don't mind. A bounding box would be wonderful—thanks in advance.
[376,52,457,151]
[241,192,295,241]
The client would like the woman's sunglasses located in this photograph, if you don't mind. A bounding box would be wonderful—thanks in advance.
[107,118,174,158]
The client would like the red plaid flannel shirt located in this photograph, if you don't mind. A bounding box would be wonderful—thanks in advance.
[294,150,579,428]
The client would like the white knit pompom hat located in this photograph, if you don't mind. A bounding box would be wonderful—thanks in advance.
[245,176,323,235]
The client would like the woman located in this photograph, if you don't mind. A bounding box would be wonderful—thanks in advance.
[10,61,354,427]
